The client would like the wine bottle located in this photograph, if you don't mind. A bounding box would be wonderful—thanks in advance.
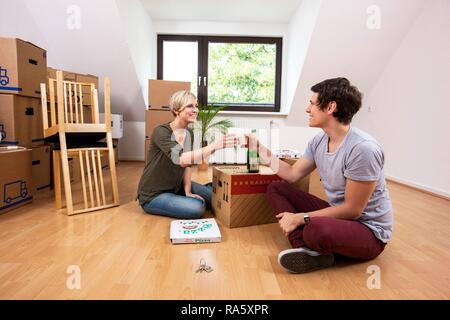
[247,129,259,173]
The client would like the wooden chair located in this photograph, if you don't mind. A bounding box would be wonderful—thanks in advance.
[40,70,119,215]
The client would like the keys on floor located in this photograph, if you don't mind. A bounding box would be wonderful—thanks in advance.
[196,258,213,273]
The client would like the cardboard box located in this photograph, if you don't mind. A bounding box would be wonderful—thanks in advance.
[47,67,98,106]
[47,105,93,125]
[212,166,310,228]
[281,158,327,201]
[0,147,33,214]
[46,67,77,81]
[76,73,98,105]
[0,37,47,98]
[0,94,44,147]
[212,166,281,228]
[309,169,327,201]
[99,113,123,139]
[145,138,151,164]
[148,79,190,110]
[145,110,174,139]
[31,145,51,192]
[68,157,81,183]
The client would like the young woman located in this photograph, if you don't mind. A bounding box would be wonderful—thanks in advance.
[248,78,393,274]
[137,90,237,219]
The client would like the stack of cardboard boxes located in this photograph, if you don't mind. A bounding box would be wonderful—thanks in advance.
[144,80,190,163]
[0,37,49,213]
[0,37,105,213]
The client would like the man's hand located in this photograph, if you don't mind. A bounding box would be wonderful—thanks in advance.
[186,193,205,203]
[276,212,304,235]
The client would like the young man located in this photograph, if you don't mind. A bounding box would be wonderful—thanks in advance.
[249,77,393,273]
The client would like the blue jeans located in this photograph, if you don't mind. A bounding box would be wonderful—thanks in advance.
[142,182,212,219]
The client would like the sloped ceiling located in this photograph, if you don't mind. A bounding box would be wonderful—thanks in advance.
[142,0,303,23]
[286,0,426,125]
[2,0,148,121]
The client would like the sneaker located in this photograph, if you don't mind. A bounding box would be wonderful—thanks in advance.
[278,247,334,274]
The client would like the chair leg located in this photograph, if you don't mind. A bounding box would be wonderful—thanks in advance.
[59,134,74,215]
[53,150,62,209]
[106,132,120,205]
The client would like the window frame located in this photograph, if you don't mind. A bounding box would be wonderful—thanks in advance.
[157,35,282,112]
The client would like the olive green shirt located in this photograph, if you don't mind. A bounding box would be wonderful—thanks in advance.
[137,123,194,206]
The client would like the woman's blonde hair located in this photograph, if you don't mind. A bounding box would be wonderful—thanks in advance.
[168,90,197,117]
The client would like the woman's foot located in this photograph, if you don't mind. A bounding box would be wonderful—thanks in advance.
[278,247,334,274]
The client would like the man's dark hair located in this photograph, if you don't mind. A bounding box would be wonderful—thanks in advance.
[311,77,363,124]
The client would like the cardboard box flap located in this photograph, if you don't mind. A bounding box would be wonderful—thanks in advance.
[17,38,47,52]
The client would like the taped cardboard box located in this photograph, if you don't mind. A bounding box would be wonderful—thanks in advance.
[148,79,190,110]
[0,94,44,147]
[212,166,310,228]
[31,145,51,192]
[0,37,47,98]
[0,147,33,214]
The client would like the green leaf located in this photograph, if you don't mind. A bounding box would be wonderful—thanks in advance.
[196,103,233,144]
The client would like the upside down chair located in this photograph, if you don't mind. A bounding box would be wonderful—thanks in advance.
[40,71,119,215]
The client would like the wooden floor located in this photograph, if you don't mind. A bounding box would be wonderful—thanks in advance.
[0,161,449,299]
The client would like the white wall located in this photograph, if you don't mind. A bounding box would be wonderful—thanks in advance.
[353,0,450,197]
[284,0,322,112]
[115,0,155,161]
[116,0,155,108]
[286,0,425,127]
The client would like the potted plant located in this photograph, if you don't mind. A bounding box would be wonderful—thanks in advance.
[195,103,233,170]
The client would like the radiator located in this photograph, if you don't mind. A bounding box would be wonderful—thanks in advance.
[207,118,272,164]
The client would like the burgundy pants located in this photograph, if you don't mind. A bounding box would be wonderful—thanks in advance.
[266,181,386,260]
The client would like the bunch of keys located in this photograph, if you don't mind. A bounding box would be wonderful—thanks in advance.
[196,258,213,273]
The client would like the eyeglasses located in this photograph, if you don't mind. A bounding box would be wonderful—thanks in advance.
[182,103,198,109]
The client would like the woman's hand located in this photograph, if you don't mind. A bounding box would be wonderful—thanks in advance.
[276,212,304,235]
[213,134,239,151]
[186,192,205,203]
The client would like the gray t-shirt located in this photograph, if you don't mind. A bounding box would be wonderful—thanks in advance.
[303,127,393,243]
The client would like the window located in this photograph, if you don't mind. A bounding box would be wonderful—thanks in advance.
[157,35,282,112]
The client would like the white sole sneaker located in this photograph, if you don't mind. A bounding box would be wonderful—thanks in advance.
[278,247,334,274]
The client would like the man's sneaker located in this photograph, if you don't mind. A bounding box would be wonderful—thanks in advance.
[278,247,334,274]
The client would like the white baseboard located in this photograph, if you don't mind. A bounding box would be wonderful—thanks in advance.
[386,174,450,199]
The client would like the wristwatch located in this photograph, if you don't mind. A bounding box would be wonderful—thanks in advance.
[303,213,311,225]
